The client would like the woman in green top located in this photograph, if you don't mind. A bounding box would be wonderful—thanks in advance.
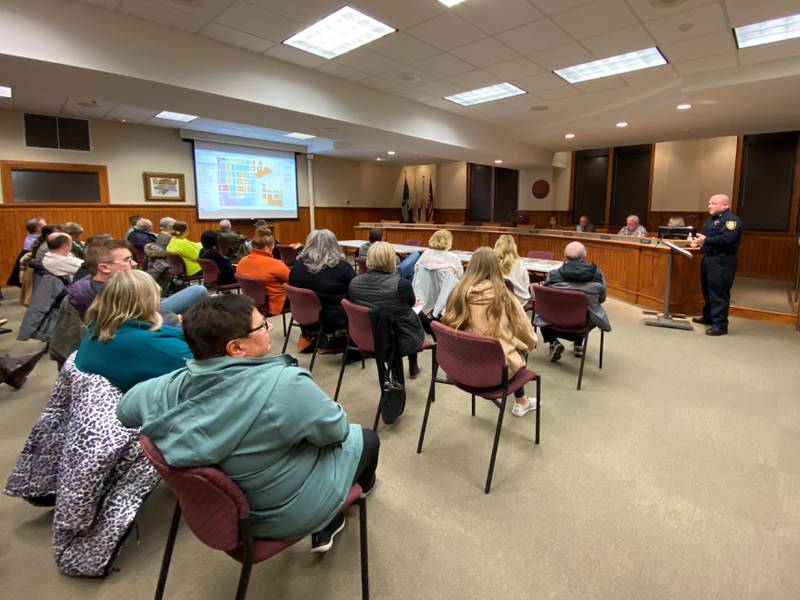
[166,220,201,276]
[75,269,192,392]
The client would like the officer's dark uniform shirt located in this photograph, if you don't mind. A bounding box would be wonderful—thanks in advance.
[700,209,742,256]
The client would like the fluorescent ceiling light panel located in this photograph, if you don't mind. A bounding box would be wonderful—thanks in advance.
[0,85,11,98]
[155,110,198,122]
[734,13,800,48]
[445,82,526,106]
[284,132,316,140]
[554,47,667,83]
[284,6,395,60]
[439,0,467,6]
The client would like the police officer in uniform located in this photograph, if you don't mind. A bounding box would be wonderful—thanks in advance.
[691,194,742,336]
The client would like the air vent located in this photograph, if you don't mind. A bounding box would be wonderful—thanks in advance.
[24,113,91,151]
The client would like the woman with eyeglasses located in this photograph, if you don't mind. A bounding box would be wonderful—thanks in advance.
[75,269,193,392]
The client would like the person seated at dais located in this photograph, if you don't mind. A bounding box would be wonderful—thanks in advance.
[618,214,647,237]
[576,215,595,233]
[117,294,379,552]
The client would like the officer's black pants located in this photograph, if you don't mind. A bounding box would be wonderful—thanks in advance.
[701,255,738,328]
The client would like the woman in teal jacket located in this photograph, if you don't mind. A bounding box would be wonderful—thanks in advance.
[75,270,192,392]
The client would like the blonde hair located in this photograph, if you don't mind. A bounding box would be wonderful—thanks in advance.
[428,229,453,251]
[493,234,520,276]
[366,241,396,273]
[443,247,518,337]
[251,225,275,250]
[86,270,163,342]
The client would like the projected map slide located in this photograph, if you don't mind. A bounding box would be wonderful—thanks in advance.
[194,141,299,220]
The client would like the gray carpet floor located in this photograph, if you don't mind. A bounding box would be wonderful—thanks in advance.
[1,287,799,600]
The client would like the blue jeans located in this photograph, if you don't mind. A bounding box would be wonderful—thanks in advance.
[514,350,529,398]
[398,251,421,281]
[160,285,208,314]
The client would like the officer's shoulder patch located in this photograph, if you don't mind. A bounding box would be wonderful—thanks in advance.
[725,220,737,231]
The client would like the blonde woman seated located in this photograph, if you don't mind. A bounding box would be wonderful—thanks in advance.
[494,234,531,306]
[413,228,463,317]
[166,221,201,277]
[75,270,192,392]
[414,229,463,277]
[442,248,538,417]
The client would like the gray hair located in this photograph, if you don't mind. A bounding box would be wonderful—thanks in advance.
[219,219,232,231]
[159,217,176,231]
[564,241,587,261]
[62,221,84,235]
[627,214,640,224]
[136,218,152,231]
[299,229,345,274]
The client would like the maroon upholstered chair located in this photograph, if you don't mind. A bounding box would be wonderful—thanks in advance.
[198,258,240,293]
[417,321,541,494]
[276,244,297,267]
[356,257,368,274]
[281,284,325,371]
[334,299,434,428]
[531,284,604,390]
[139,437,370,600]
[404,239,422,246]
[217,236,231,257]
[526,250,555,260]
[166,252,203,285]
[235,274,288,336]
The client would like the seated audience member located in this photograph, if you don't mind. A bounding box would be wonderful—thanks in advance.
[412,229,464,316]
[217,219,248,260]
[247,219,292,261]
[235,226,289,315]
[144,217,175,295]
[166,221,201,276]
[668,216,686,227]
[358,228,383,259]
[75,270,192,392]
[43,233,84,279]
[618,215,647,237]
[547,215,562,230]
[415,229,463,277]
[72,234,113,282]
[30,224,62,261]
[534,241,611,361]
[289,229,354,351]
[200,230,237,286]
[349,241,426,378]
[442,248,538,417]
[576,215,595,233]
[127,218,157,249]
[358,228,419,281]
[117,294,378,551]
[126,214,142,237]
[6,217,45,289]
[494,234,531,306]
[19,224,61,306]
[62,222,85,259]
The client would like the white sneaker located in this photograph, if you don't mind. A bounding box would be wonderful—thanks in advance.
[511,397,537,417]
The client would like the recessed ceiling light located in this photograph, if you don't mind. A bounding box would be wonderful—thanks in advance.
[439,0,467,6]
[376,157,382,161]
[445,82,526,106]
[554,47,667,83]
[676,103,692,110]
[284,132,316,140]
[77,100,100,109]
[734,13,800,49]
[119,118,129,124]
[283,6,395,60]
[494,159,503,164]
[0,85,12,98]
[565,133,576,139]
[616,121,628,128]
[387,150,396,155]
[155,110,198,122]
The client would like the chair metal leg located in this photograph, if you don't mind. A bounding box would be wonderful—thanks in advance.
[535,376,541,445]
[577,331,589,391]
[471,394,476,416]
[416,361,438,453]
[281,320,294,354]
[599,330,604,369]
[154,501,182,600]
[308,323,323,372]
[333,345,349,402]
[485,395,508,494]
[358,494,370,600]
[281,312,288,337]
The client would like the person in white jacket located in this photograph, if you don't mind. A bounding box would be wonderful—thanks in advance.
[494,234,531,307]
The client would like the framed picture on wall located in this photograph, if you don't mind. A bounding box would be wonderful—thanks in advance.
[143,172,185,202]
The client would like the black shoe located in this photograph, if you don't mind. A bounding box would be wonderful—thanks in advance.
[0,327,12,335]
[692,317,711,325]
[549,341,564,362]
[1,351,45,389]
[705,327,728,336]
[311,513,346,554]
[409,363,420,379]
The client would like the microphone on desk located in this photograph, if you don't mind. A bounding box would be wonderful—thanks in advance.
[506,213,518,226]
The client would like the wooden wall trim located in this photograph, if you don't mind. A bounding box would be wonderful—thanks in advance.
[0,160,110,204]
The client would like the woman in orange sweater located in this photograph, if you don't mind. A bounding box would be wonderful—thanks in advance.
[235,226,289,315]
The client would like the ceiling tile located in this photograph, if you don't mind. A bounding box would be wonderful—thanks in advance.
[484,56,544,80]
[349,0,446,30]
[72,0,121,9]
[645,3,728,46]
[215,1,301,42]
[552,0,639,40]
[315,62,370,82]
[146,0,237,21]
[673,51,738,75]
[413,53,475,78]
[360,77,407,93]
[118,0,206,32]
[724,0,800,28]
[105,104,159,123]
[62,97,116,119]
[530,42,595,70]
[627,0,720,21]
[265,44,327,68]
[382,66,440,88]
[335,48,403,76]
[535,86,583,100]
[454,0,543,35]
[661,31,734,63]
[513,72,569,92]
[425,98,471,114]
[738,37,800,64]
[496,18,572,55]
[245,0,341,24]
[414,80,464,98]
[573,75,627,92]
[201,23,273,53]
[450,37,519,68]
[406,13,487,51]
[368,32,440,64]
[447,70,503,89]
[620,63,679,86]
[581,24,656,58]
[396,89,436,103]
[529,0,596,14]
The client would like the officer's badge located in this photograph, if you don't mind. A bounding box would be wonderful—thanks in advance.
[725,220,737,231]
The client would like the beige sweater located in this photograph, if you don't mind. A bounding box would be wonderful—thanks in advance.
[463,281,537,375]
